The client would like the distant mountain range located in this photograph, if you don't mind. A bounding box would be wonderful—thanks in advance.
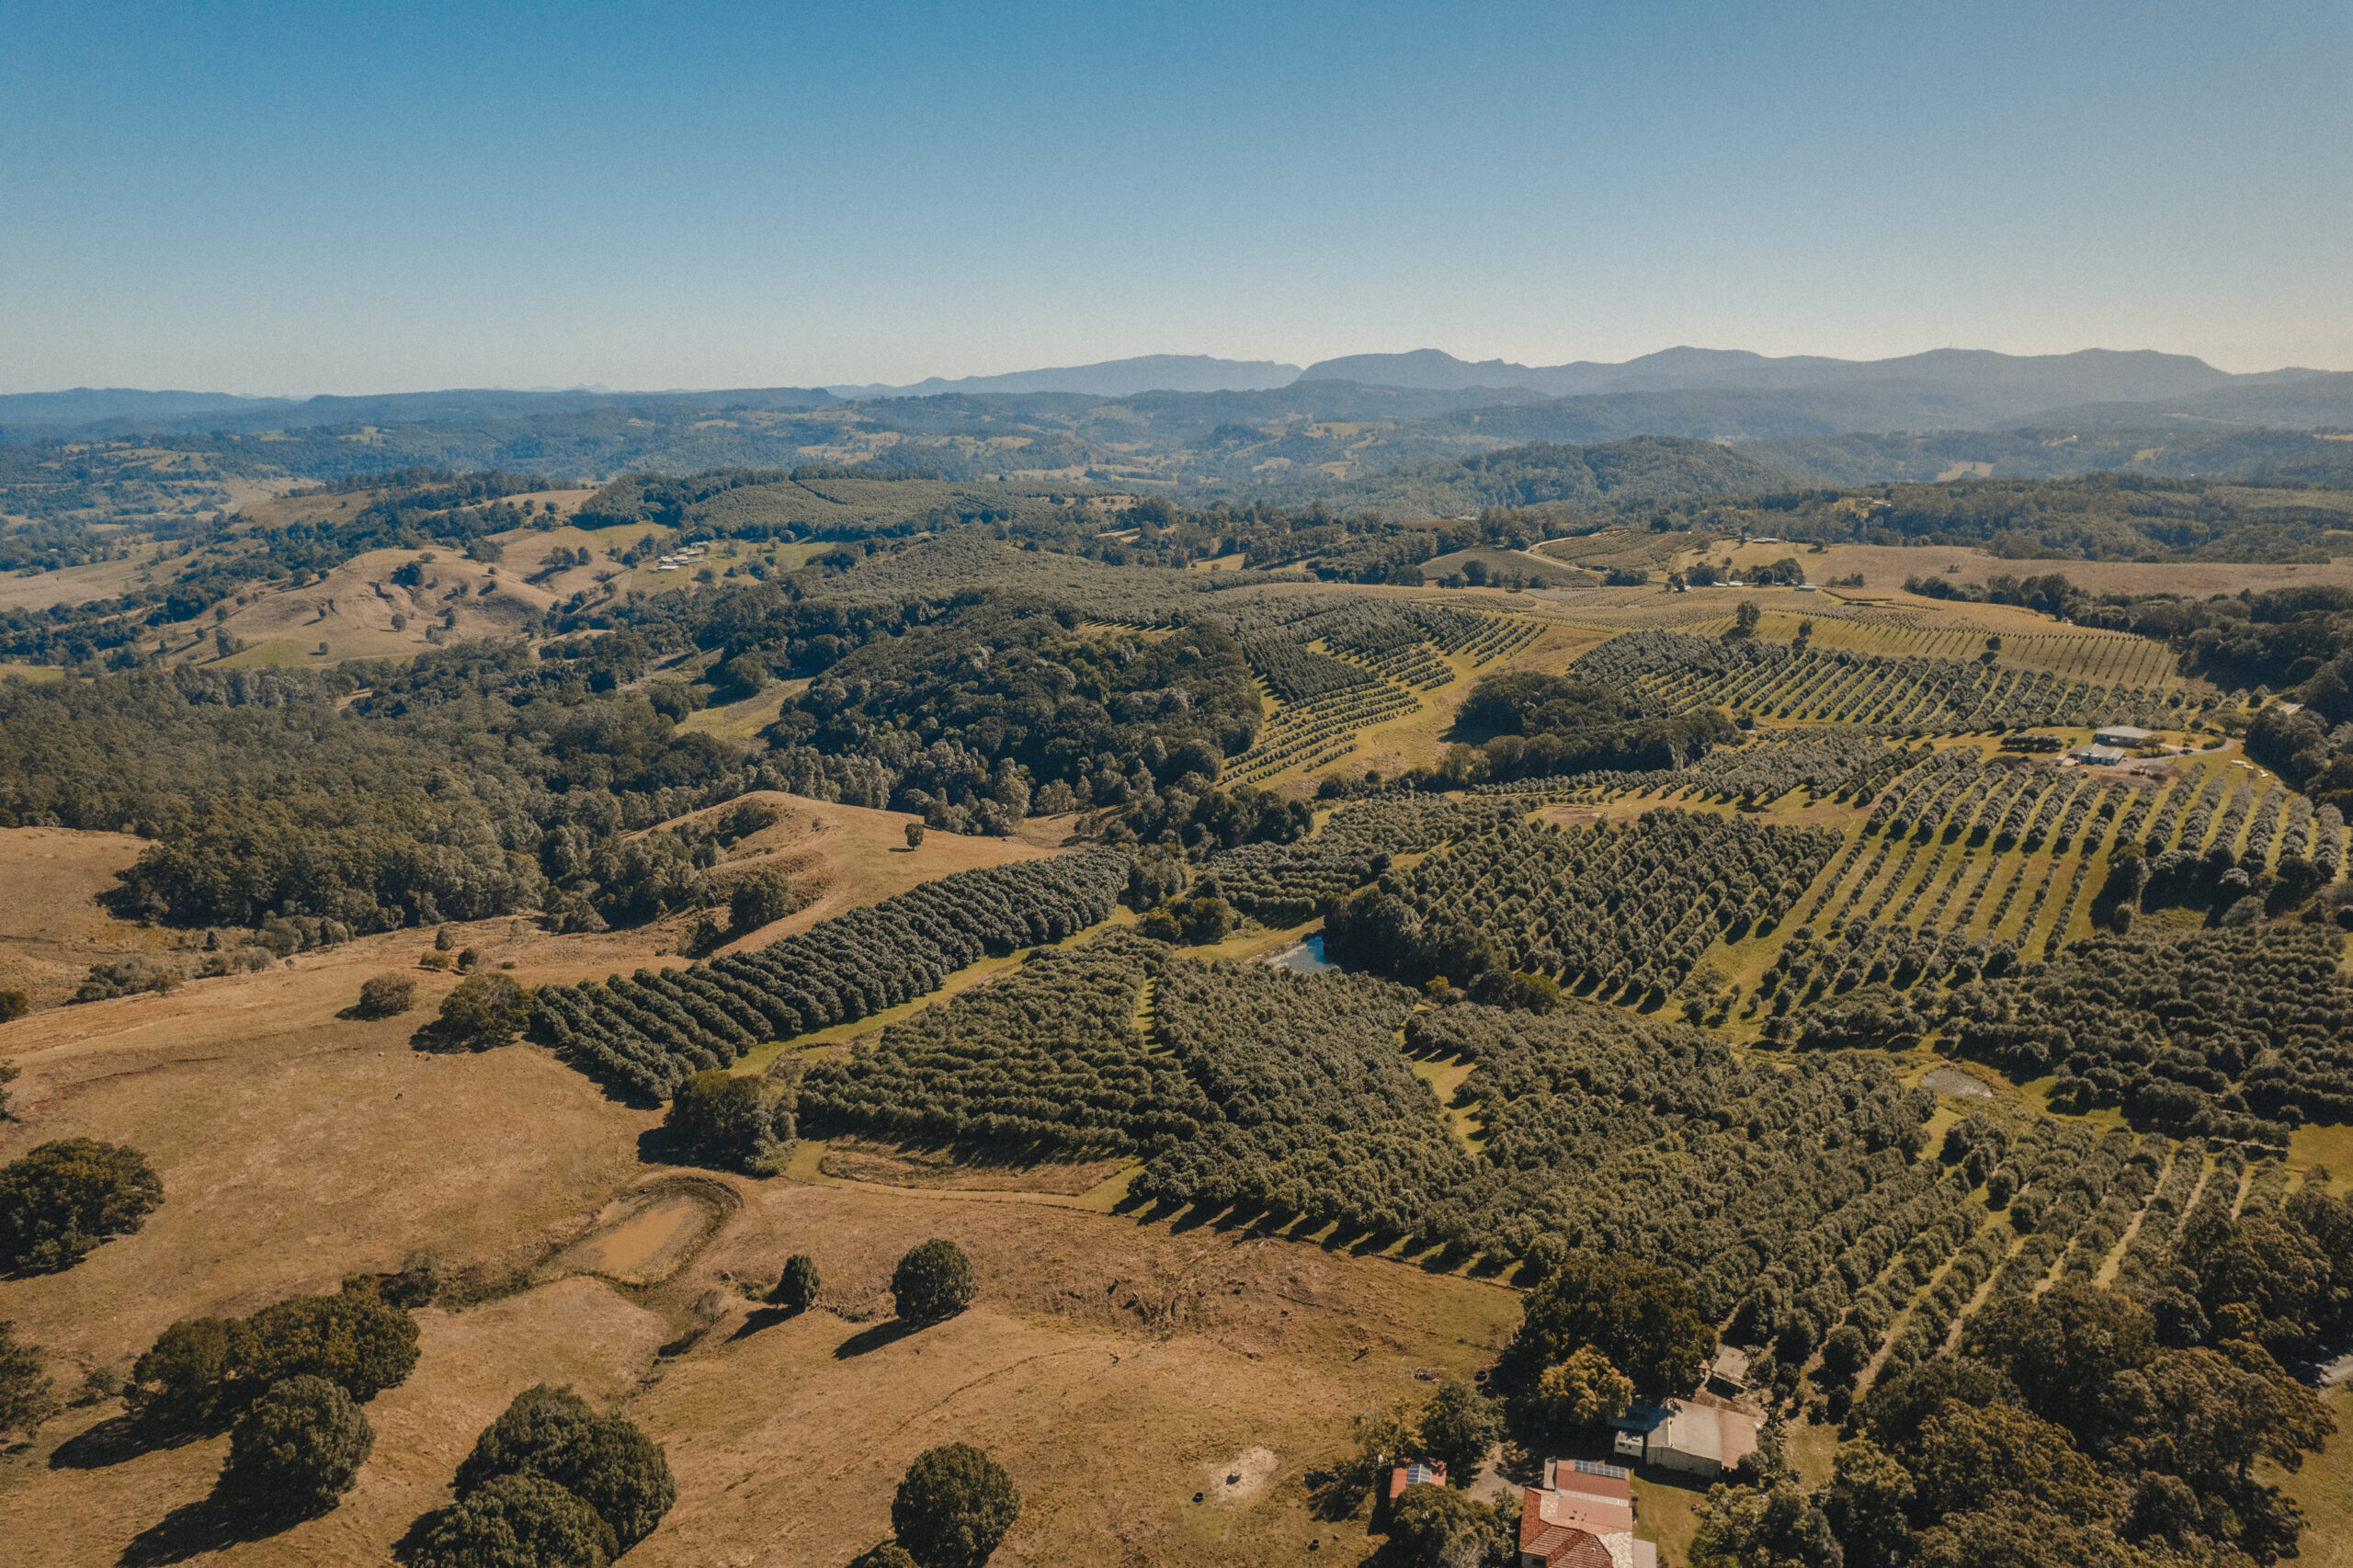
[824,354,1301,399]
[13,345,2338,436]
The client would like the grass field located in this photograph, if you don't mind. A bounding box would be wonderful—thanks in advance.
[0,822,1516,1568]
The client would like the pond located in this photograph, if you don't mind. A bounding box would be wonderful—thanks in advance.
[1268,932,1339,973]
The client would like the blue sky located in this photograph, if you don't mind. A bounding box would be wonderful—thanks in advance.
[3,0,2347,392]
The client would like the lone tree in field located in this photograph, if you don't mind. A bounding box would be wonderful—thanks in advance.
[418,1472,616,1568]
[905,822,926,848]
[892,1239,978,1324]
[664,1071,794,1175]
[0,1138,164,1274]
[453,1382,676,1553]
[729,870,793,935]
[220,1375,374,1516]
[436,971,534,1049]
[772,1254,820,1312]
[355,974,415,1018]
[892,1443,1020,1568]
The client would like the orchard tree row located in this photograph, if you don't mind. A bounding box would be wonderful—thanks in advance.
[796,932,1211,1152]
[1327,810,1839,1004]
[531,849,1132,1099]
[1574,628,2191,733]
[1199,793,1497,926]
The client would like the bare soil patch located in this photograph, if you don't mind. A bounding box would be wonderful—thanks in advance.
[1922,1063,1998,1099]
[551,1180,734,1286]
[1208,1444,1282,1502]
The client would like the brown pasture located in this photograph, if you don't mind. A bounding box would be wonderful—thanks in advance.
[0,817,1516,1567]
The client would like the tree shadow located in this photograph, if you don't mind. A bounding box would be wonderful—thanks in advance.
[834,1318,921,1359]
[391,1505,454,1566]
[729,1304,801,1341]
[119,1488,306,1566]
[51,1414,211,1471]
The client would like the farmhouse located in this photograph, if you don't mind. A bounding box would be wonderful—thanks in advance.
[2094,725,2155,747]
[1518,1459,1654,1568]
[2071,744,2128,767]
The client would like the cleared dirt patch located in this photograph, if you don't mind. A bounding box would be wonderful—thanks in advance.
[819,1136,1131,1195]
[551,1180,734,1286]
[1208,1445,1282,1502]
[1923,1063,1998,1099]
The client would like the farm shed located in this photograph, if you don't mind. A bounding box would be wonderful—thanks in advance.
[1613,1399,1759,1480]
[1389,1458,1447,1499]
[2094,725,2155,746]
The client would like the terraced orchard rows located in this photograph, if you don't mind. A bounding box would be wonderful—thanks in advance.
[1574,629,2196,733]
[1326,810,1840,1003]
[530,849,1131,1099]
[801,925,1936,1312]
[1222,603,1543,784]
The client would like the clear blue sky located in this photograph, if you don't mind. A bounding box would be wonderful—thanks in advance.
[4,0,2347,392]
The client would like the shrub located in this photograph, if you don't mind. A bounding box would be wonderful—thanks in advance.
[74,955,183,1002]
[664,1071,794,1175]
[417,1471,616,1568]
[892,1239,978,1324]
[438,972,534,1048]
[773,1254,820,1312]
[730,871,793,935]
[0,1319,61,1438]
[0,1138,164,1273]
[221,1375,373,1516]
[0,989,28,1022]
[892,1443,1020,1568]
[356,974,415,1018]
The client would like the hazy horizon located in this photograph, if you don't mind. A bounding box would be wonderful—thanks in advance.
[4,1,2347,394]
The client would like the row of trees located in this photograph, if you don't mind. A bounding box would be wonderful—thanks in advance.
[797,934,1209,1153]
[1199,794,1489,926]
[533,849,1132,1100]
[1575,628,2189,734]
[1327,811,1838,1005]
